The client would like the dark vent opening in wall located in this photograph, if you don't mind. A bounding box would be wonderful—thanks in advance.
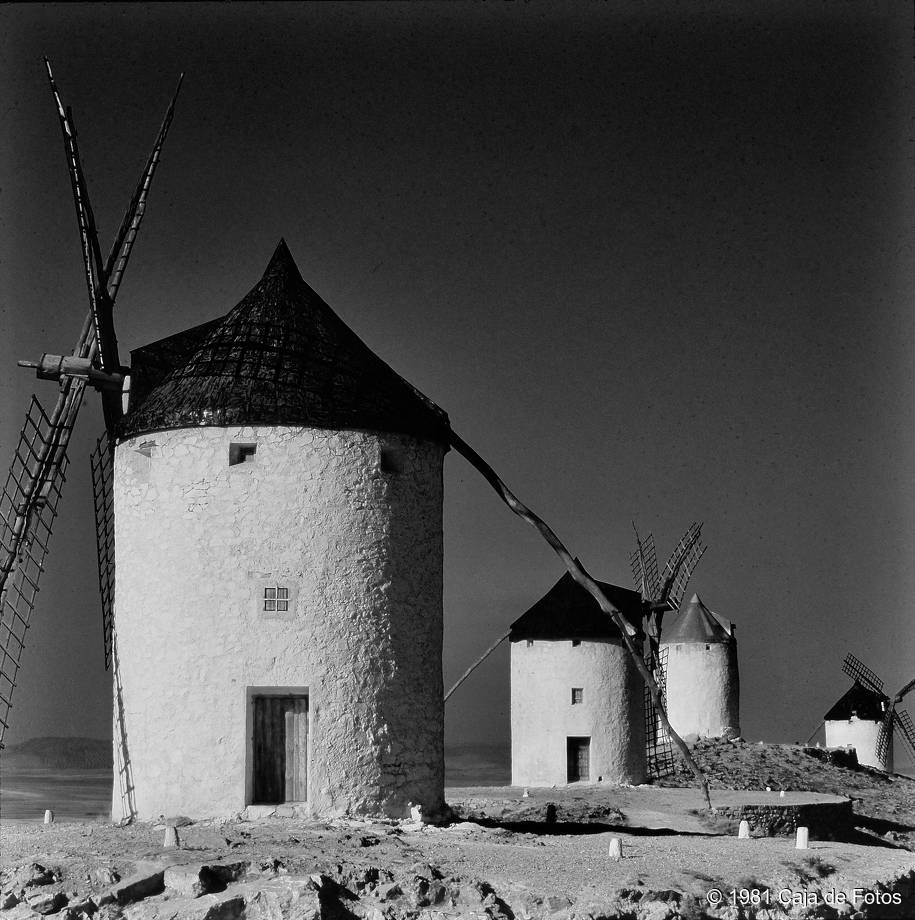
[380,448,402,475]
[230,443,257,466]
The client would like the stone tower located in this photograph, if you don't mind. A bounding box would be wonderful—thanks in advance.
[509,573,646,786]
[823,683,893,771]
[112,240,449,821]
[660,593,739,739]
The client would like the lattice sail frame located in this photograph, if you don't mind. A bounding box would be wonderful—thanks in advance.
[895,709,915,763]
[630,531,660,603]
[644,645,675,778]
[658,522,705,610]
[841,653,885,695]
[0,394,75,745]
[91,435,115,669]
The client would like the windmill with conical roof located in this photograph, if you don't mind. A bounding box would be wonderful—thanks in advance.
[660,593,739,740]
[1,63,453,821]
[107,239,451,821]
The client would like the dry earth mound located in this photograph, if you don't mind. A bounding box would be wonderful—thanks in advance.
[660,738,915,848]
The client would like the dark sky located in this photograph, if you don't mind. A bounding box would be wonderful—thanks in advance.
[1,3,912,765]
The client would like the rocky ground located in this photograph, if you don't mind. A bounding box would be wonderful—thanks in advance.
[1,742,913,920]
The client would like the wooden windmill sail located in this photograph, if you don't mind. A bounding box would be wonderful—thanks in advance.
[630,522,707,777]
[839,653,915,771]
[0,62,183,770]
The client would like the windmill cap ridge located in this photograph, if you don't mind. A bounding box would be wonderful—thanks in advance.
[509,571,645,641]
[661,593,734,645]
[119,240,450,443]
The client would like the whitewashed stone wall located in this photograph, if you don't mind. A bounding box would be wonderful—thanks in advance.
[510,638,645,787]
[662,641,739,739]
[112,425,445,820]
[824,718,892,771]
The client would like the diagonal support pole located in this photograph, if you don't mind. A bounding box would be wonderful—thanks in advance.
[444,629,511,703]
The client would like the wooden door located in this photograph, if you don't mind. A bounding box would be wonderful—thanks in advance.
[253,695,308,804]
[566,737,590,782]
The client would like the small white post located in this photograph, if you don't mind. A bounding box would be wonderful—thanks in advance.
[738,820,750,839]
[608,837,622,860]
[163,826,179,849]
[795,826,809,849]
[43,809,54,825]
[779,790,785,798]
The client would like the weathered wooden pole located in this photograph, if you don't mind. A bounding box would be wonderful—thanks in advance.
[444,629,511,702]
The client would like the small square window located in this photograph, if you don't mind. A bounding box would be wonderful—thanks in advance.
[379,448,402,475]
[572,688,584,705]
[230,443,257,466]
[263,586,289,614]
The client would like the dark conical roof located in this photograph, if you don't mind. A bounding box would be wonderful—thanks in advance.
[661,594,734,645]
[824,682,888,722]
[509,572,645,641]
[119,240,450,443]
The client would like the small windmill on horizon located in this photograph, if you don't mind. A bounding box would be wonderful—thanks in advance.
[820,654,915,773]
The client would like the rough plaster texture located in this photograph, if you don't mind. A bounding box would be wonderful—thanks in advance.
[509,638,645,787]
[662,640,740,739]
[824,718,892,771]
[112,425,445,821]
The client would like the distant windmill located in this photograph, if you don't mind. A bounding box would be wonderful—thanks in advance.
[630,522,707,777]
[0,57,182,792]
[822,654,915,773]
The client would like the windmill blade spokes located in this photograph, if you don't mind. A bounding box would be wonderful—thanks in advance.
[0,63,184,746]
[895,709,915,762]
[893,676,915,704]
[103,73,184,303]
[658,521,703,604]
[630,525,659,600]
[667,540,707,612]
[44,59,119,380]
[875,704,895,765]
[841,653,885,695]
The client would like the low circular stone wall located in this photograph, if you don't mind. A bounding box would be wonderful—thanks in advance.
[712,797,853,840]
